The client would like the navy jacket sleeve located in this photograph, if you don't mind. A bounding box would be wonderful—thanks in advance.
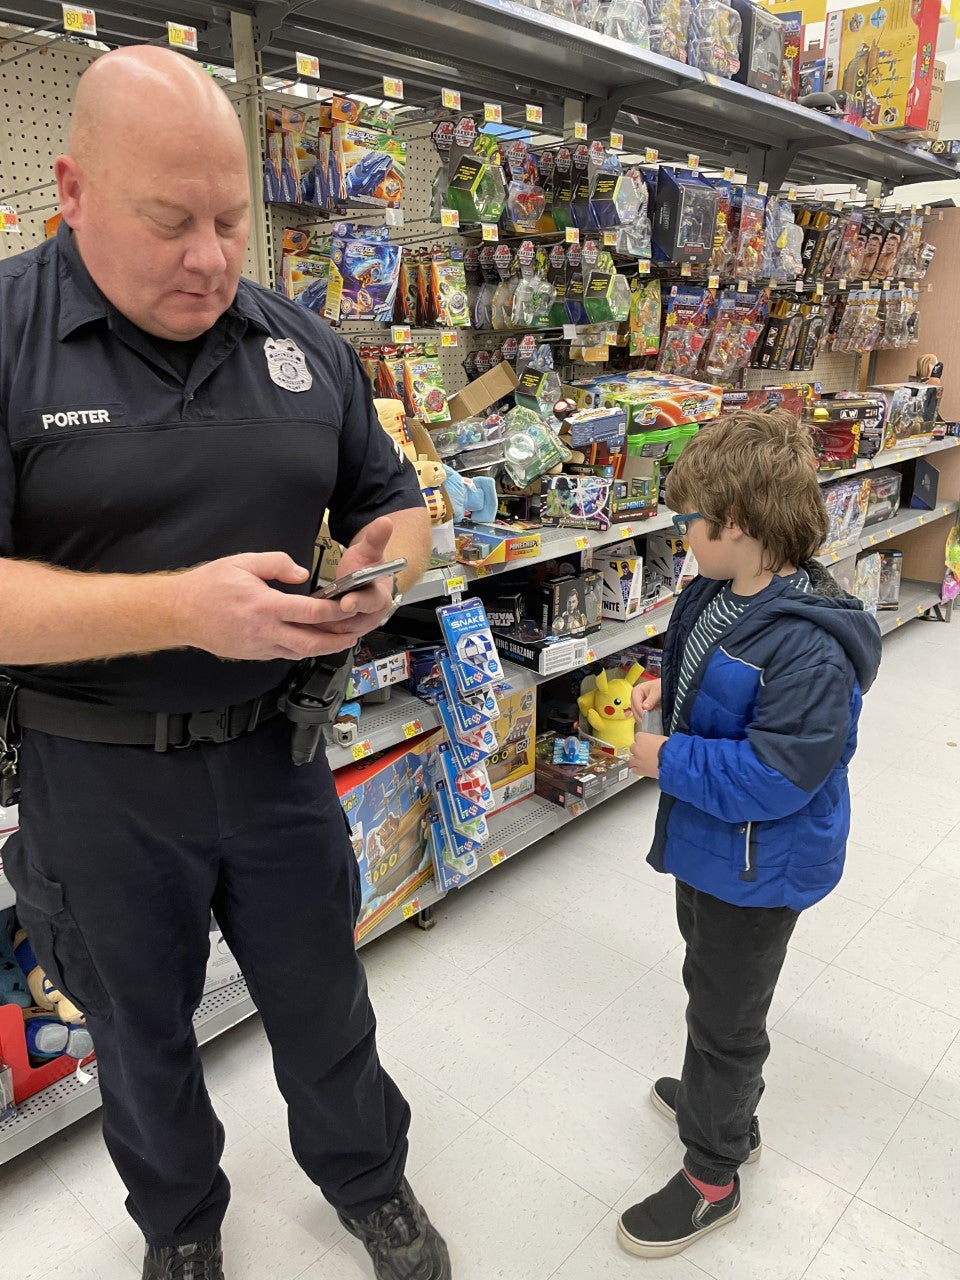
[326,341,425,547]
[657,649,855,824]
[0,419,13,556]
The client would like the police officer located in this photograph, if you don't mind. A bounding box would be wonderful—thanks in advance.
[0,47,451,1280]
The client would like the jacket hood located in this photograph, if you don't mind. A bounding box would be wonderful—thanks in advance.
[738,560,883,694]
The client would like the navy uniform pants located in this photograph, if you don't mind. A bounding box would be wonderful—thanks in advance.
[4,716,410,1246]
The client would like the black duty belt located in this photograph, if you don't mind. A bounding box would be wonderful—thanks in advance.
[13,686,281,751]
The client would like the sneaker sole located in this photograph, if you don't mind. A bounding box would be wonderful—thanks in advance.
[616,1201,741,1259]
[649,1083,762,1165]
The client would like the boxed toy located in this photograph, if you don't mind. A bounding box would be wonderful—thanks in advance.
[821,475,871,551]
[854,551,881,615]
[824,0,941,133]
[732,0,786,96]
[540,474,614,532]
[534,734,630,808]
[485,683,537,814]
[864,468,903,526]
[326,224,401,324]
[331,123,406,206]
[652,169,719,266]
[805,399,869,470]
[454,521,542,569]
[870,383,938,450]
[346,632,412,699]
[540,571,603,639]
[720,386,806,418]
[646,532,700,595]
[594,550,645,621]
[902,456,940,510]
[335,730,442,942]
[609,454,660,523]
[566,370,723,429]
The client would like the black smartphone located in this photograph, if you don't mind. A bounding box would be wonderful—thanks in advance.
[316,558,407,600]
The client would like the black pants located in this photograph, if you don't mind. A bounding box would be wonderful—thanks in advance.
[4,717,410,1246]
[674,880,799,1184]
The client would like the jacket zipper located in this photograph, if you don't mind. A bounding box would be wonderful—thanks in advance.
[740,822,757,882]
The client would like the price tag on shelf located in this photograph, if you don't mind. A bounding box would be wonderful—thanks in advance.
[838,277,847,291]
[575,535,589,550]
[295,51,320,77]
[574,121,588,140]
[872,197,881,209]
[484,102,503,124]
[445,575,466,595]
[569,800,587,817]
[565,226,580,244]
[440,330,459,348]
[474,564,491,577]
[638,259,651,275]
[814,281,824,297]
[723,166,735,180]
[895,202,902,214]
[708,274,720,290]
[737,279,748,293]
[440,207,460,228]
[167,22,198,50]
[687,152,700,170]
[526,103,543,124]
[621,525,635,537]
[585,648,597,662]
[882,278,891,290]
[918,514,926,524]
[787,187,797,201]
[681,263,692,278]
[442,87,461,110]
[402,719,424,739]
[868,534,877,545]
[351,740,373,762]
[644,147,659,164]
[62,3,96,34]
[489,849,505,867]
[0,205,20,234]
[482,223,499,242]
[834,199,845,212]
[383,76,404,100]
[610,130,624,150]
[603,229,618,245]
[645,623,658,637]
[758,181,769,196]
[391,325,412,343]
[604,329,617,345]
[401,898,421,920]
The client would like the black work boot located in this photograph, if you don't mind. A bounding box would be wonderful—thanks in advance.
[142,1235,224,1279]
[339,1179,452,1279]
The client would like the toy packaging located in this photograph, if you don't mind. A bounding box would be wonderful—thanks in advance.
[594,550,645,621]
[688,0,742,78]
[540,571,603,639]
[485,682,537,814]
[345,633,412,700]
[824,0,941,132]
[454,521,542,569]
[854,551,882,615]
[540,474,613,532]
[878,550,903,608]
[864,468,903,526]
[610,453,660,522]
[870,383,938,450]
[567,370,723,429]
[437,597,505,693]
[652,169,719,266]
[332,122,406,206]
[821,476,871,551]
[403,353,451,425]
[535,734,630,808]
[779,10,804,100]
[335,730,441,941]
[326,224,401,324]
[804,399,875,471]
[732,0,784,95]
[646,532,700,595]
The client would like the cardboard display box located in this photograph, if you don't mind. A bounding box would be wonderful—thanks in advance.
[447,361,519,423]
[534,734,630,808]
[335,730,442,941]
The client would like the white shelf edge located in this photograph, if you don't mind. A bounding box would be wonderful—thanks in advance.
[818,499,960,564]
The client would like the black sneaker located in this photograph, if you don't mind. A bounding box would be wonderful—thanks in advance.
[142,1236,224,1279]
[339,1179,451,1279]
[651,1077,762,1164]
[617,1169,741,1258]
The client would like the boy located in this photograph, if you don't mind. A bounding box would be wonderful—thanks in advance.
[618,411,881,1259]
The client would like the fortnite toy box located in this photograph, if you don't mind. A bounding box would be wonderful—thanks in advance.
[824,0,941,133]
[335,730,442,942]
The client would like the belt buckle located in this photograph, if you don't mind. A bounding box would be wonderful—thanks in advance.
[184,709,231,746]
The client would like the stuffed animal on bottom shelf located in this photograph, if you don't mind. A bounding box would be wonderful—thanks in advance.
[440,466,499,524]
[23,1012,94,1062]
[13,929,85,1025]
[577,663,645,749]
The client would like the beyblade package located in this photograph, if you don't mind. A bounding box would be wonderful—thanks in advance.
[430,252,471,328]
[326,224,401,323]
[331,123,406,207]
[402,353,451,423]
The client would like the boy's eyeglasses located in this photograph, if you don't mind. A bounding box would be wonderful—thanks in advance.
[671,512,702,537]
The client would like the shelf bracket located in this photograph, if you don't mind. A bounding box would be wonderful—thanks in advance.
[583,81,684,135]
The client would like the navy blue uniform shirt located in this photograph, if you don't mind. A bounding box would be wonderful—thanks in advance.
[0,224,423,711]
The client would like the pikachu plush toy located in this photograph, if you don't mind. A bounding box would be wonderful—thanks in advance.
[577,663,645,750]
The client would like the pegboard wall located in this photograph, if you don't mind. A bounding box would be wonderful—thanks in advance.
[743,350,864,395]
[0,27,261,280]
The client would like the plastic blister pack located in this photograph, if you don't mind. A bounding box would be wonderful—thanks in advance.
[688,0,741,77]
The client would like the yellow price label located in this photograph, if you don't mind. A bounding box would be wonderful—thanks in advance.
[351,740,373,762]
[565,226,580,244]
[681,263,692,278]
[0,206,20,233]
[638,259,651,275]
[585,649,597,662]
[708,275,720,290]
[574,121,588,140]
[869,534,877,544]
[737,280,748,294]
[645,624,658,637]
[489,849,505,867]
[446,575,466,593]
[569,800,587,817]
[440,207,460,228]
[787,187,797,201]
[383,76,404,99]
[610,130,624,150]
[758,181,769,196]
[167,22,198,50]
[401,898,421,920]
[62,3,96,34]
[723,166,735,180]
[621,525,634,537]
[482,223,499,242]
[391,325,412,343]
[603,230,618,245]
[526,103,543,124]
[442,87,461,110]
[474,564,491,577]
[918,515,926,524]
[838,278,847,291]
[644,147,659,164]
[441,330,458,348]
[484,103,503,124]
[402,720,424,739]
[575,535,589,550]
[687,153,700,170]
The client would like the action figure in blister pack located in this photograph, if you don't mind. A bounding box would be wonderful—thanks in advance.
[648,0,692,60]
[584,0,651,47]
[688,0,741,77]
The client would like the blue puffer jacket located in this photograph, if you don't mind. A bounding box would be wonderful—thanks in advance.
[648,564,882,910]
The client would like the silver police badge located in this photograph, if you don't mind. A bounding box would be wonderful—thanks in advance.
[264,337,313,392]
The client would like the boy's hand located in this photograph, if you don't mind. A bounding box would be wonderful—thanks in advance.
[632,678,662,720]
[629,731,668,778]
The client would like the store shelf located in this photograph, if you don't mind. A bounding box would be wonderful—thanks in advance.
[877,581,945,635]
[325,688,442,770]
[818,500,960,564]
[826,436,960,483]
[0,980,257,1165]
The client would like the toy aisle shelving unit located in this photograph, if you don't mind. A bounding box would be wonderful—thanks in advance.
[1,0,960,1162]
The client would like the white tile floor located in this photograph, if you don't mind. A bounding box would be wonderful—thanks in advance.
[2,617,960,1279]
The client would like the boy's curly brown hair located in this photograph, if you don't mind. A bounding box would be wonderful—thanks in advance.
[664,409,829,572]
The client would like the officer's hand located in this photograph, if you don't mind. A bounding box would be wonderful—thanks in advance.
[172,552,389,661]
[317,516,399,639]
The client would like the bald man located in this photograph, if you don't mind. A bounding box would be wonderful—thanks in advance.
[0,47,449,1280]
